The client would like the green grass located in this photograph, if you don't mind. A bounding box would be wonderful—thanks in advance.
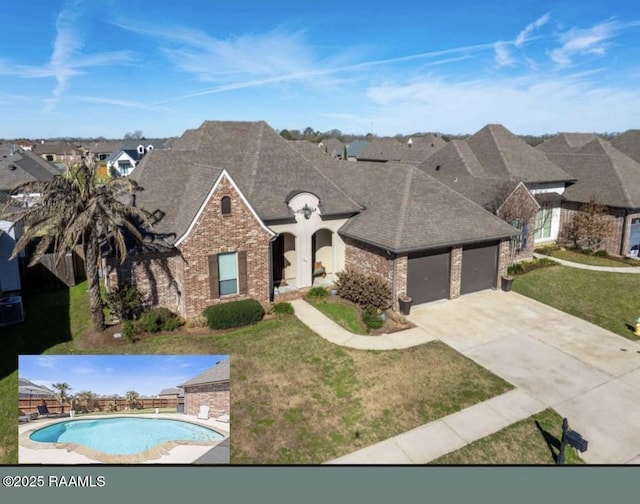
[2,281,512,464]
[309,299,369,335]
[513,266,640,341]
[432,408,585,464]
[538,248,639,267]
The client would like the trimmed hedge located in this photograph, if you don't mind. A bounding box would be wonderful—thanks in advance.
[137,307,183,333]
[203,299,265,329]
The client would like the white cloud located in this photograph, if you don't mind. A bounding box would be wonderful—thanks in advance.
[515,13,551,47]
[36,356,57,368]
[548,21,616,66]
[494,42,514,67]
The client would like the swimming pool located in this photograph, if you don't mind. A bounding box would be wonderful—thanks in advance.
[27,416,225,462]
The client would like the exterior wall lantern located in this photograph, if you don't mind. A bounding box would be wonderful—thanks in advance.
[300,203,315,220]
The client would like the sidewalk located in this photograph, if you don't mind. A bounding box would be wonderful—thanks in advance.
[534,252,640,273]
[291,298,545,464]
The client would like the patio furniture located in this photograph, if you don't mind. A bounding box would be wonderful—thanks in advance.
[37,405,62,418]
[19,411,31,423]
[312,262,326,278]
[197,405,210,420]
[215,413,230,423]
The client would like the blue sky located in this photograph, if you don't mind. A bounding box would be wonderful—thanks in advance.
[18,355,228,397]
[1,1,639,138]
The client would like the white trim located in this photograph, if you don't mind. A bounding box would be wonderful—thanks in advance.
[175,169,275,247]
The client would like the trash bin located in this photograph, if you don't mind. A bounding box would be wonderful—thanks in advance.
[501,276,514,292]
[398,296,413,316]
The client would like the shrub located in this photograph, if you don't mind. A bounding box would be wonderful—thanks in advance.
[509,258,558,275]
[594,249,609,257]
[122,320,141,342]
[271,301,294,317]
[362,306,384,330]
[306,286,328,300]
[137,307,183,333]
[107,284,146,321]
[335,268,392,309]
[185,314,209,329]
[203,299,265,330]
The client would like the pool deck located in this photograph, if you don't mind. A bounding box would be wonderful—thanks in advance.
[18,413,230,464]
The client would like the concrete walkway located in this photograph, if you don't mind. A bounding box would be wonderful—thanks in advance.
[293,298,546,464]
[534,252,640,273]
[294,293,640,464]
[290,299,437,350]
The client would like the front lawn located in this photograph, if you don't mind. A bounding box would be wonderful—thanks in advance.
[537,247,640,268]
[1,282,512,464]
[432,408,584,464]
[308,298,369,334]
[513,266,640,341]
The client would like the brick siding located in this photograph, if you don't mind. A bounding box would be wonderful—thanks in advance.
[449,246,462,298]
[183,382,230,417]
[109,175,274,318]
[559,202,625,255]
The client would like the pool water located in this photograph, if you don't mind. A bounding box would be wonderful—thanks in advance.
[29,417,224,455]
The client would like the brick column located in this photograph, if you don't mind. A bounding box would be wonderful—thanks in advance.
[449,246,462,299]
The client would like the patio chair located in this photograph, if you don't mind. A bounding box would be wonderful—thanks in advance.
[19,410,31,423]
[215,413,230,423]
[197,405,210,420]
[37,405,61,418]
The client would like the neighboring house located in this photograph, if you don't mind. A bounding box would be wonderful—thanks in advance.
[106,120,518,316]
[178,359,230,417]
[609,130,640,165]
[317,138,345,159]
[31,141,81,167]
[419,124,575,254]
[343,140,369,161]
[357,134,446,164]
[537,133,640,256]
[106,140,166,177]
[14,140,35,151]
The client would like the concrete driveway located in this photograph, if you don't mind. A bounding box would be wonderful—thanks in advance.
[407,290,640,464]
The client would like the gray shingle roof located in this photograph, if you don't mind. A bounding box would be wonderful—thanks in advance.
[537,133,599,153]
[132,121,361,241]
[31,141,81,156]
[309,157,517,253]
[0,142,60,191]
[610,130,640,164]
[179,359,229,387]
[539,137,640,209]
[357,135,446,163]
[466,124,574,183]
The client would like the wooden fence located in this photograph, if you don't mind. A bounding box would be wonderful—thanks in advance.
[19,397,179,416]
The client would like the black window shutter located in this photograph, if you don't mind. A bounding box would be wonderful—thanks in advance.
[208,254,219,298]
[238,251,247,294]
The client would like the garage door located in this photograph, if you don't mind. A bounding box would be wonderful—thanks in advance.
[460,242,498,295]
[407,249,450,304]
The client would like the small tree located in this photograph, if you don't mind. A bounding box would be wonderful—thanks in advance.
[52,382,72,414]
[125,390,140,410]
[564,198,614,251]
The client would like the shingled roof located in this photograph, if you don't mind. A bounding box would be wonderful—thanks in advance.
[537,133,599,153]
[465,124,574,184]
[294,145,517,253]
[130,121,362,243]
[357,134,446,163]
[538,137,640,209]
[179,359,229,387]
[610,130,640,164]
[0,142,60,191]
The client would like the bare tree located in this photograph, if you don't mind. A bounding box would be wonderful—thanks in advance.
[562,198,614,251]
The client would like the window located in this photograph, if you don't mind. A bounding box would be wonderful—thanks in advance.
[535,208,552,240]
[221,196,231,215]
[208,251,247,298]
[218,253,238,296]
[118,160,132,175]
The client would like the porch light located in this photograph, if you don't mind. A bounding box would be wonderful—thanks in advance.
[300,203,315,220]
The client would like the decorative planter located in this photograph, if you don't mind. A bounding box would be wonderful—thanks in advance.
[398,296,413,316]
[330,289,338,296]
[69,410,76,418]
[501,276,514,292]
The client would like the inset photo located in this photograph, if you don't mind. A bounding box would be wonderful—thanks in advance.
[18,354,229,464]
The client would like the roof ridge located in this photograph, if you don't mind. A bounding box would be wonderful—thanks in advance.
[245,122,264,199]
[601,141,639,207]
[488,125,510,175]
[393,167,414,248]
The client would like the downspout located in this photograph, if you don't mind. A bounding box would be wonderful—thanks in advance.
[391,255,397,312]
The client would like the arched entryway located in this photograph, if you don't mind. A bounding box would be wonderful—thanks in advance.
[312,229,333,283]
[272,232,297,288]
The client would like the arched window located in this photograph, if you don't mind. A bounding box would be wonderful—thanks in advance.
[221,196,231,215]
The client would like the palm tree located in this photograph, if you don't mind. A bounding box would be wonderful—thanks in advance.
[0,154,152,330]
[125,390,140,410]
[52,382,72,414]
